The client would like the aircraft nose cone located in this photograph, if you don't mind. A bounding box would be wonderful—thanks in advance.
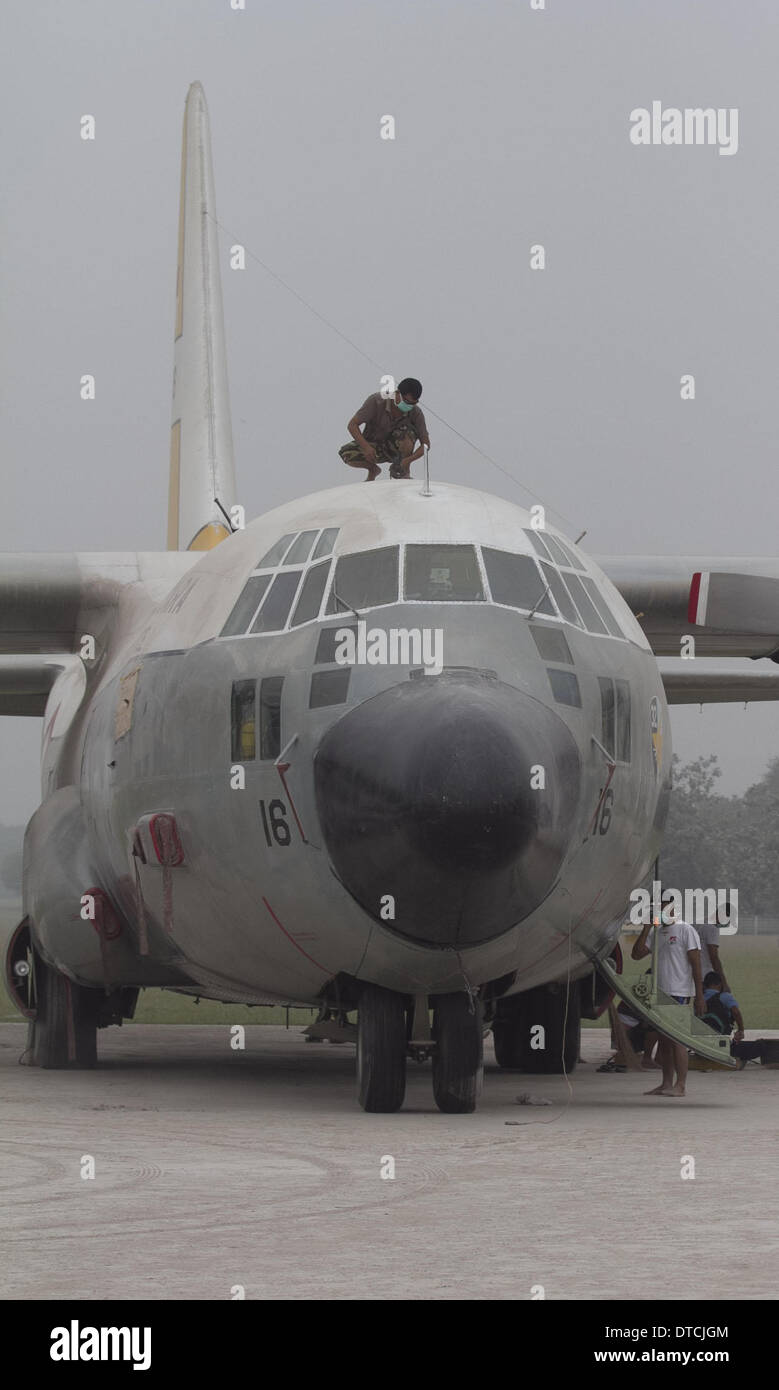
[314,675,581,946]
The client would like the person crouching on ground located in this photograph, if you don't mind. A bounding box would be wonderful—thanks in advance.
[339,377,429,481]
[631,902,704,1098]
[700,970,760,1068]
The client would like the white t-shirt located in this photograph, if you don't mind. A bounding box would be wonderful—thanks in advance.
[698,922,720,979]
[646,920,702,998]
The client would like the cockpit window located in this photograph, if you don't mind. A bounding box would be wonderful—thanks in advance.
[523,528,553,561]
[250,571,302,633]
[326,547,399,613]
[312,527,339,560]
[553,537,587,572]
[562,572,608,635]
[540,534,572,567]
[483,547,553,614]
[548,669,581,708]
[260,677,284,758]
[257,533,296,568]
[539,562,583,627]
[283,530,318,565]
[290,560,330,627]
[531,625,573,663]
[581,576,625,639]
[231,680,256,759]
[404,545,484,602]
[221,575,272,637]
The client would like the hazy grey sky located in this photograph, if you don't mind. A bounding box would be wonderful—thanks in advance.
[2,0,779,823]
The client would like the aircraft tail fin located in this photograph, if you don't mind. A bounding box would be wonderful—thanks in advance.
[167,83,236,552]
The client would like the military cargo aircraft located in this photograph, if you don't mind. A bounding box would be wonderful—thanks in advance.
[4,85,779,1111]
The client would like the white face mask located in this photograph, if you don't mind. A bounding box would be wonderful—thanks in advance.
[661,909,674,926]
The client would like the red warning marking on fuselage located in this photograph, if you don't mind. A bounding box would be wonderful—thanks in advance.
[276,763,308,843]
[262,897,330,974]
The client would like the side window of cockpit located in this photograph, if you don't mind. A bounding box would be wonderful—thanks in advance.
[540,562,583,627]
[547,669,581,707]
[483,548,554,614]
[257,533,297,568]
[310,669,350,708]
[562,572,608,635]
[598,676,615,757]
[312,527,339,559]
[260,677,284,759]
[250,572,302,634]
[231,681,256,760]
[615,678,631,762]
[404,545,485,602]
[221,575,272,637]
[581,577,624,639]
[598,677,631,762]
[290,561,330,627]
[283,530,318,565]
[531,625,573,663]
[326,547,399,614]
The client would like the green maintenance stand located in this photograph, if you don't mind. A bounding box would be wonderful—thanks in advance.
[593,943,738,1069]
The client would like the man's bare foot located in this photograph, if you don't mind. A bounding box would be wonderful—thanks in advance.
[663,1084,686,1097]
[365,465,380,481]
[644,1084,666,1094]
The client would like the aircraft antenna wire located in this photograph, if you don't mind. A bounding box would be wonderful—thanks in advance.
[205,212,584,535]
[505,914,576,1127]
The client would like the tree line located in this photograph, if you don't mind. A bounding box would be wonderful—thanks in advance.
[659,754,779,914]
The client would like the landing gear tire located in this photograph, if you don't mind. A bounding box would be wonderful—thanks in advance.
[30,949,99,1069]
[491,1017,522,1069]
[357,984,407,1112]
[432,993,484,1114]
[493,983,580,1074]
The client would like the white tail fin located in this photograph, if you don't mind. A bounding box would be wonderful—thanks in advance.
[167,83,237,552]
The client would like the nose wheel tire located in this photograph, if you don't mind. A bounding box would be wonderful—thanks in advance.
[432,992,484,1113]
[357,984,407,1112]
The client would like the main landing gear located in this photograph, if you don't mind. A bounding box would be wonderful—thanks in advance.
[356,984,484,1114]
[26,947,101,1069]
[491,982,581,1073]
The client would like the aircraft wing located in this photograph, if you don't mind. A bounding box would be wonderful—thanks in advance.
[598,555,779,658]
[660,662,779,705]
[0,552,198,713]
[0,656,73,716]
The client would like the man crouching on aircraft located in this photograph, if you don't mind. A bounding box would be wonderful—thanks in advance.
[631,902,705,1098]
[339,377,430,481]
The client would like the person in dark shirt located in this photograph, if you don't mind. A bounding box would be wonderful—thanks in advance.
[700,970,744,1040]
[339,377,430,481]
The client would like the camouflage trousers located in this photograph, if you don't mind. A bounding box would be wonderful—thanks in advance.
[339,418,417,468]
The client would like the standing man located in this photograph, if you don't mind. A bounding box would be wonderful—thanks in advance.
[699,896,732,991]
[339,378,430,481]
[631,901,704,1098]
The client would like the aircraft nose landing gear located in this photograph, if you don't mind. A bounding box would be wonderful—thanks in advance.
[356,984,408,1113]
[432,992,484,1114]
[356,986,484,1114]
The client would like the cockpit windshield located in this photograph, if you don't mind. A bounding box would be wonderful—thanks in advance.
[326,546,399,613]
[404,545,484,602]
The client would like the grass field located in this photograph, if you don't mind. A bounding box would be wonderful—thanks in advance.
[2,901,777,1028]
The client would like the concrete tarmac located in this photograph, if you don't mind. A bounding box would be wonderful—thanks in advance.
[1,1023,776,1301]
